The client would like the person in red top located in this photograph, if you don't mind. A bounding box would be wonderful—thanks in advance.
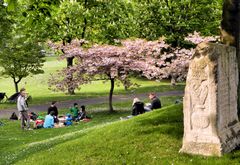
[34,116,44,129]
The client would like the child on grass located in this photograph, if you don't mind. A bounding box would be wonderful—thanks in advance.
[69,103,79,121]
[64,113,73,126]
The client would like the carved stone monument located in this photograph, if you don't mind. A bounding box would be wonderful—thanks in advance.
[180,42,240,156]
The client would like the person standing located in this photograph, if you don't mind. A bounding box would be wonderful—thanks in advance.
[47,101,59,123]
[17,88,31,130]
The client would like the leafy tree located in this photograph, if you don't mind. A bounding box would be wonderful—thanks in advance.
[0,36,45,92]
[20,0,135,94]
[133,0,222,47]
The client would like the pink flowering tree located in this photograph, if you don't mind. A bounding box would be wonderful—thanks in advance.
[49,33,218,111]
[49,40,162,112]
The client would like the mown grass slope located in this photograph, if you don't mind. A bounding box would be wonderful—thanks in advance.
[10,104,240,165]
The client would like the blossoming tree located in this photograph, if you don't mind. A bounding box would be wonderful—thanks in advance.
[49,33,217,111]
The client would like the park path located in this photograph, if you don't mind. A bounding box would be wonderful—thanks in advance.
[0,90,184,119]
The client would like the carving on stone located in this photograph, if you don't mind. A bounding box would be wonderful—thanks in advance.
[180,42,240,156]
[189,58,209,130]
[191,105,210,129]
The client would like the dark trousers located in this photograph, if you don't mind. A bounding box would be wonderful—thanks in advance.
[20,111,30,129]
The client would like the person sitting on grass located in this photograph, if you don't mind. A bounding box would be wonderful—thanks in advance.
[131,98,145,116]
[144,93,161,112]
[47,101,59,123]
[64,113,73,126]
[69,103,79,121]
[43,111,54,128]
[34,116,44,129]
[120,98,144,120]
[78,105,92,120]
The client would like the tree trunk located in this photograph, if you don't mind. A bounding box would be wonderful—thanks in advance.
[13,77,22,93]
[14,81,19,93]
[67,57,75,95]
[221,0,240,117]
[82,18,87,39]
[109,78,115,112]
[237,2,240,117]
[62,39,75,95]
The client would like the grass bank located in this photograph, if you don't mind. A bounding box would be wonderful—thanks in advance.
[1,101,240,164]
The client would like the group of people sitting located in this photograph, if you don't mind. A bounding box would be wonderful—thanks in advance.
[34,101,90,129]
[121,93,161,120]
[17,88,160,130]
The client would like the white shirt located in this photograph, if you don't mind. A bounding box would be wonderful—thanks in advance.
[17,95,28,112]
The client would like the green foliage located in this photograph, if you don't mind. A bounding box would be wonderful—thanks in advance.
[20,0,135,44]
[5,0,222,47]
[133,0,222,47]
[0,1,12,46]
[4,0,17,11]
[0,36,45,92]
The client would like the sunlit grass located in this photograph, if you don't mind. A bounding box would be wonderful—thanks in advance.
[0,56,185,109]
[1,103,238,165]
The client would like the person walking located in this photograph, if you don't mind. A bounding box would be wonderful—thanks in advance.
[17,88,31,130]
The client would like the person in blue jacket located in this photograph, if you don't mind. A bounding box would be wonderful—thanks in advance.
[43,111,54,128]
[64,113,73,126]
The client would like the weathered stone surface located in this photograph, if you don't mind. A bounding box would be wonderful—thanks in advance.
[180,42,240,156]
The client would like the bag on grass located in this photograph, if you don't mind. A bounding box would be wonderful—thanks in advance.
[29,112,38,121]
[10,112,18,120]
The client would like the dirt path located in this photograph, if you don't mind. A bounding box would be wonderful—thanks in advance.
[0,90,184,119]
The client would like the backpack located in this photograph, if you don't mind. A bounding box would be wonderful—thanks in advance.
[10,112,18,120]
[29,112,38,121]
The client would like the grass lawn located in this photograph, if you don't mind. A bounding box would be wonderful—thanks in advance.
[1,97,240,165]
[0,56,185,110]
[0,96,180,165]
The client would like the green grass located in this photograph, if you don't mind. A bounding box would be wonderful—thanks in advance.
[0,96,179,164]
[16,105,240,165]
[0,56,184,110]
[0,110,130,165]
[1,98,240,164]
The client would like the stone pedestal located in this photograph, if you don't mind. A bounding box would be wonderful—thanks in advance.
[180,42,240,156]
